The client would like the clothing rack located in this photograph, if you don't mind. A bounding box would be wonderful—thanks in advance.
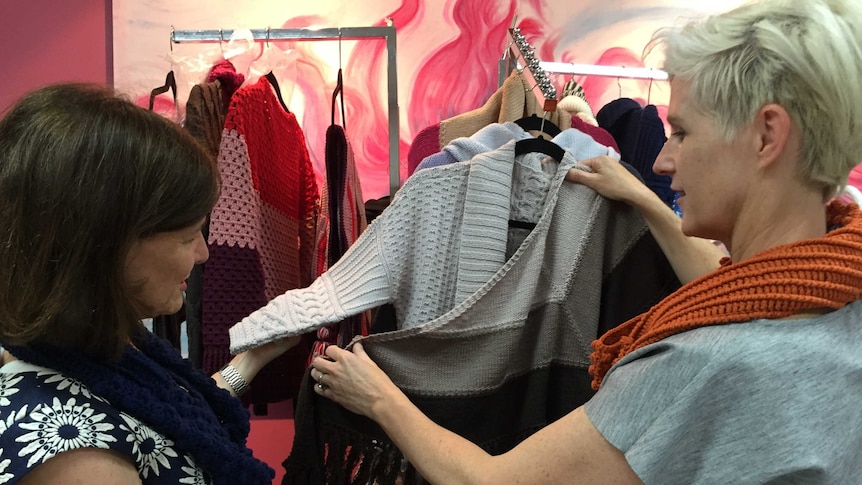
[171,25,401,198]
[501,27,558,112]
[499,26,668,112]
[538,62,668,81]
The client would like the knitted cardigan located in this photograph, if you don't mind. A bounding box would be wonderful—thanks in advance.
[230,129,677,353]
[281,145,678,484]
[204,76,320,408]
[591,201,862,389]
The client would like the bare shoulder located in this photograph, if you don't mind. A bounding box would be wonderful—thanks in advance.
[19,447,141,485]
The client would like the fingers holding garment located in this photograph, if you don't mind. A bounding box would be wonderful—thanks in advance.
[310,343,400,420]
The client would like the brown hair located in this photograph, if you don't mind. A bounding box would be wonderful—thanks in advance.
[0,83,219,359]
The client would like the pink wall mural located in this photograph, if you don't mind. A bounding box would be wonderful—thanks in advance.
[113,1,749,201]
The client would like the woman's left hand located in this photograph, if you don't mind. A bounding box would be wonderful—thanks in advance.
[243,335,302,370]
[310,342,397,420]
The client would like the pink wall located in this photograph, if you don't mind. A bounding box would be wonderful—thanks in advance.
[0,0,112,114]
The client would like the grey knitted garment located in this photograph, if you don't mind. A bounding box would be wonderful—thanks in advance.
[282,139,675,483]
[229,132,619,354]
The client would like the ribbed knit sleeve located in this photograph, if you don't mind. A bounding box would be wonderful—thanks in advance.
[230,217,390,352]
[230,161,474,353]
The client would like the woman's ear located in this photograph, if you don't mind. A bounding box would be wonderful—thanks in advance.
[754,103,794,169]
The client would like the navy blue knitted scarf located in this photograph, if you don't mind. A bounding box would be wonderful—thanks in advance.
[3,329,274,484]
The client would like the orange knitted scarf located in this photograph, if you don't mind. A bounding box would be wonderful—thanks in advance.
[589,201,862,390]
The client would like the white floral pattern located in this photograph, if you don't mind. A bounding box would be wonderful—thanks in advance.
[0,365,210,483]
[0,448,13,484]
[17,397,116,467]
[37,370,94,399]
[119,413,178,478]
[179,454,209,485]
[0,375,22,407]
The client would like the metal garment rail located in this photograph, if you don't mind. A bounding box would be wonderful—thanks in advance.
[171,26,401,198]
[499,26,668,112]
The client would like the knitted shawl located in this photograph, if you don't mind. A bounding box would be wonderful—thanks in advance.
[2,330,273,484]
[590,201,862,389]
[204,76,320,408]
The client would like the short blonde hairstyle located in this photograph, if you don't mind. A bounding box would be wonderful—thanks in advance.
[648,0,862,194]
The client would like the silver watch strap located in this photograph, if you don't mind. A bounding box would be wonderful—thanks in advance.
[219,364,250,396]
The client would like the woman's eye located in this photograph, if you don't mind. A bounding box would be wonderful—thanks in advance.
[671,130,686,140]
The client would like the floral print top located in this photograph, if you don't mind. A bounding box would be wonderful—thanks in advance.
[0,357,211,484]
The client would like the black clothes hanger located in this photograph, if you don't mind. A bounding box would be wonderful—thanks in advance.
[327,67,348,264]
[331,68,345,127]
[264,71,290,113]
[510,118,566,230]
[148,70,177,111]
[514,137,565,163]
[514,113,561,137]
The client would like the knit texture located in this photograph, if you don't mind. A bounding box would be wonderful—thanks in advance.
[185,80,229,158]
[408,71,576,172]
[570,116,620,153]
[2,330,273,484]
[206,60,246,109]
[230,135,619,353]
[180,78,232,369]
[204,76,320,406]
[414,122,528,173]
[590,201,862,390]
[407,124,441,176]
[558,95,597,126]
[283,148,678,483]
[311,124,369,360]
[597,98,673,207]
[440,70,573,149]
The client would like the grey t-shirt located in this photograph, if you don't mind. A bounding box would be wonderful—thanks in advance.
[585,299,862,484]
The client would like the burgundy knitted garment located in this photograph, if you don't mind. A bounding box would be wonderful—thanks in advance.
[203,76,320,407]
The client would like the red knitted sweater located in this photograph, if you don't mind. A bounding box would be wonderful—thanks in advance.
[203,76,320,406]
[590,201,862,389]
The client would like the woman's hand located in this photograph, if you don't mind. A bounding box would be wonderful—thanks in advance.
[244,335,302,368]
[565,155,654,207]
[310,342,398,420]
[216,336,302,397]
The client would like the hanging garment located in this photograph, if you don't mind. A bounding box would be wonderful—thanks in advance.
[415,122,621,174]
[407,70,574,175]
[204,75,320,411]
[229,131,662,352]
[310,71,369,359]
[150,61,247,368]
[597,98,674,208]
[281,143,679,484]
[180,74,240,369]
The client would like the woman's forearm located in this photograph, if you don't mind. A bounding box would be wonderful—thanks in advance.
[371,389,499,485]
[630,190,724,284]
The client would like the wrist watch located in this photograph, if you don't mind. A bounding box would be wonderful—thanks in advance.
[219,364,250,396]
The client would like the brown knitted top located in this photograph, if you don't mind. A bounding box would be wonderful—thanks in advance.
[590,201,862,389]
